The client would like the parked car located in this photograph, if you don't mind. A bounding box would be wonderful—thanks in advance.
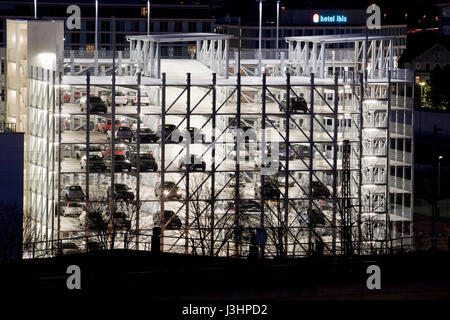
[254,181,281,200]
[104,154,132,172]
[154,181,182,199]
[311,181,330,198]
[126,91,136,104]
[97,119,121,133]
[61,202,85,217]
[132,91,151,105]
[228,200,261,214]
[85,240,105,251]
[178,154,206,171]
[132,128,159,143]
[103,211,131,230]
[75,145,102,160]
[279,97,308,113]
[107,183,134,201]
[154,210,182,230]
[101,145,126,158]
[61,185,85,201]
[106,91,128,106]
[80,96,107,114]
[128,152,158,172]
[292,144,310,159]
[58,242,81,256]
[278,144,296,160]
[157,124,181,143]
[79,211,105,230]
[80,154,107,171]
[299,209,326,226]
[107,126,132,142]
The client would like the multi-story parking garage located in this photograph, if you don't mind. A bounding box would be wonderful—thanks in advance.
[6,19,414,258]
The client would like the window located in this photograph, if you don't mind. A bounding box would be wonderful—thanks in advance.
[188,22,196,32]
[86,21,95,31]
[160,21,168,32]
[116,21,124,31]
[101,21,109,32]
[116,34,125,44]
[71,32,80,44]
[174,22,183,32]
[101,33,110,44]
[202,22,210,32]
[86,33,95,43]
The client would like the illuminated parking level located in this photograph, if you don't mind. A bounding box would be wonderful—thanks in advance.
[6,20,414,258]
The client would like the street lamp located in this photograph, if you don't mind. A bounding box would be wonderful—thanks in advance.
[34,0,37,19]
[94,0,98,75]
[147,0,150,35]
[258,0,263,75]
[276,1,280,58]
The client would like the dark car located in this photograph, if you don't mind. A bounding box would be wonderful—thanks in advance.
[80,154,107,172]
[79,211,105,231]
[178,154,206,171]
[292,144,310,159]
[229,200,261,214]
[299,209,326,226]
[104,154,132,172]
[107,183,134,201]
[133,128,159,143]
[81,96,107,114]
[277,144,295,160]
[158,124,181,143]
[311,181,330,198]
[280,97,308,113]
[254,181,281,200]
[154,181,182,199]
[86,240,105,251]
[105,211,131,230]
[154,210,182,230]
[129,152,158,172]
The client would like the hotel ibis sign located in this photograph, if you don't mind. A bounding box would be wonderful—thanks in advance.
[313,13,348,24]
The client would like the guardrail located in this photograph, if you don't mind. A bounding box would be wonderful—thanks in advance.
[22,231,450,260]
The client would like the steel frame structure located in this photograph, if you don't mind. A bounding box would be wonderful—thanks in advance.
[19,33,414,257]
[127,33,232,79]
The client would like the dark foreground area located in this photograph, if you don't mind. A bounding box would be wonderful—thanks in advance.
[1,250,449,301]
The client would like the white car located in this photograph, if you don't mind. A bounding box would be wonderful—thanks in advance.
[126,92,136,104]
[62,202,85,217]
[107,126,132,142]
[106,91,128,106]
[132,91,150,105]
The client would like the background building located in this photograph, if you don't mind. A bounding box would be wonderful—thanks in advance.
[215,8,407,58]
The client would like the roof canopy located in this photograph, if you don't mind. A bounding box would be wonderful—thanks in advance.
[126,33,233,43]
[285,33,397,43]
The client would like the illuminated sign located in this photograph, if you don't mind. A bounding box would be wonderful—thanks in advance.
[313,14,320,23]
[312,13,348,24]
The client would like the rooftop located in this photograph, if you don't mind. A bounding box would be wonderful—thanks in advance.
[285,33,398,43]
[126,33,233,43]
